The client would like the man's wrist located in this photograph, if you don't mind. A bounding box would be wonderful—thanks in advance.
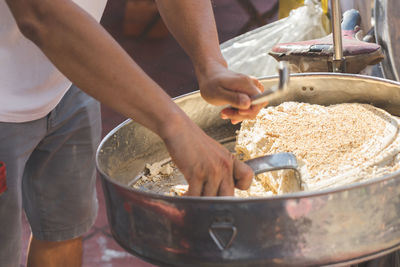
[194,56,228,77]
[157,108,193,142]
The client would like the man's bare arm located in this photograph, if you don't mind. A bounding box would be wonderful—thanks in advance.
[155,0,267,123]
[6,0,180,136]
[5,0,253,196]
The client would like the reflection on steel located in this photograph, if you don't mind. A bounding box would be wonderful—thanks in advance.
[97,74,400,266]
[375,0,400,81]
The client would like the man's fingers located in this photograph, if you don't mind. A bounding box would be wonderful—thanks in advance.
[238,102,267,116]
[221,74,262,96]
[206,89,251,109]
[200,71,265,111]
[234,158,253,190]
[202,180,219,196]
[210,74,263,109]
[218,174,235,196]
[220,108,252,124]
[186,178,205,196]
[221,102,267,123]
[249,76,264,93]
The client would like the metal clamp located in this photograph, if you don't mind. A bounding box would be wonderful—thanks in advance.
[209,217,237,251]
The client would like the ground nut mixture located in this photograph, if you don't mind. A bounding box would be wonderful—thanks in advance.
[236,102,400,195]
[133,102,400,197]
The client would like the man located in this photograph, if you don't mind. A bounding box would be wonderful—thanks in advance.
[1,0,267,266]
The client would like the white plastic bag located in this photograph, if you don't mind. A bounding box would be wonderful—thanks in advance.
[220,0,328,77]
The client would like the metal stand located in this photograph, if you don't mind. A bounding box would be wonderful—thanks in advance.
[330,0,346,72]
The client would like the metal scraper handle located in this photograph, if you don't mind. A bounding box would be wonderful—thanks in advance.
[250,61,290,105]
[244,152,298,175]
[244,152,302,190]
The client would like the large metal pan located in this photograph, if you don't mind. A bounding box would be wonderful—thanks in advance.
[96,73,400,266]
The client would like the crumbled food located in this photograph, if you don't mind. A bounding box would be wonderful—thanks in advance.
[145,161,168,177]
[169,185,188,196]
[133,102,400,197]
[236,102,400,194]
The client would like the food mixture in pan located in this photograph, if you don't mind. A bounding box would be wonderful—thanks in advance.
[133,102,400,197]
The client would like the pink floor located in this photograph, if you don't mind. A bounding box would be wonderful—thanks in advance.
[20,1,278,266]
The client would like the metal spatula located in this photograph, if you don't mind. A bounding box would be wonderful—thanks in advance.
[244,152,302,191]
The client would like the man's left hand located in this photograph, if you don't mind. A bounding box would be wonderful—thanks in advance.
[196,61,267,124]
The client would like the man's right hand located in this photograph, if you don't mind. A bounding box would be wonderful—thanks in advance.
[161,115,253,196]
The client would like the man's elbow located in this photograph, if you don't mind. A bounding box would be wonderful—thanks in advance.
[18,19,46,46]
[6,0,47,47]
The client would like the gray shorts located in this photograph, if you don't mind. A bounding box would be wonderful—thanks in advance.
[0,85,101,267]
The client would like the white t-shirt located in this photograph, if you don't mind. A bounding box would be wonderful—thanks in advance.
[0,0,108,122]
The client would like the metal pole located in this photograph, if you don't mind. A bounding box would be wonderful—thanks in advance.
[331,0,345,72]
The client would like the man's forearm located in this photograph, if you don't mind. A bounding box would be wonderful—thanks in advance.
[5,0,255,197]
[5,0,185,139]
[155,0,265,123]
[155,0,227,73]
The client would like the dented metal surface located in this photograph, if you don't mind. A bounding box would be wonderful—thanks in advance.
[97,74,400,266]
